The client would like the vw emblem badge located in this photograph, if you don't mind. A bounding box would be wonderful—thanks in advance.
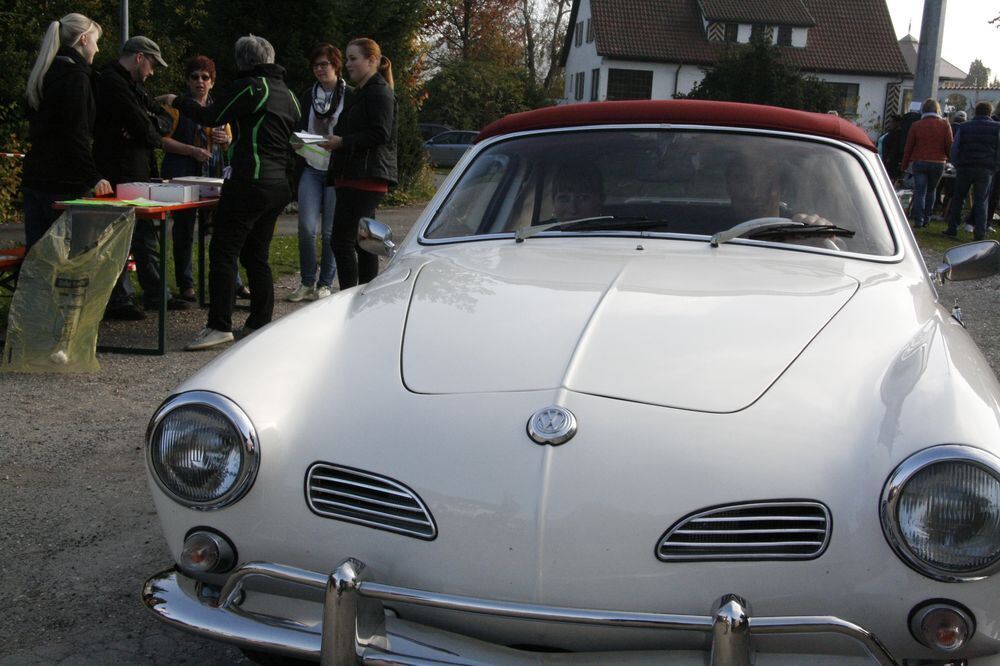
[527,406,577,446]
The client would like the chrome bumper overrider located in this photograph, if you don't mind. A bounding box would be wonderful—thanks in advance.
[142,558,898,665]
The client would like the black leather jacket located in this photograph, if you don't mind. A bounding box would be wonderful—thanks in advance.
[328,73,398,186]
[93,61,165,185]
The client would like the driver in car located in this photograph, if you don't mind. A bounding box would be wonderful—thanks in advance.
[552,165,604,220]
[724,152,846,249]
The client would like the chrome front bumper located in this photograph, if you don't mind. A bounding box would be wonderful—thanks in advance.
[142,558,898,665]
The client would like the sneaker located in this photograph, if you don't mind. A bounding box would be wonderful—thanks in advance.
[964,224,975,233]
[234,324,259,340]
[313,286,333,300]
[185,327,234,351]
[286,284,314,302]
[103,303,146,321]
[235,285,251,300]
[178,288,197,303]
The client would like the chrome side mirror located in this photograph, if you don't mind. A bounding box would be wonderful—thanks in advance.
[359,218,396,258]
[936,240,1000,282]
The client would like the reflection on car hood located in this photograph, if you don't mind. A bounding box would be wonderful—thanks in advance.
[402,242,859,412]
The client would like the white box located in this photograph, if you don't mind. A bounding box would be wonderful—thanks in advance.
[149,183,198,203]
[169,176,224,198]
[116,182,151,199]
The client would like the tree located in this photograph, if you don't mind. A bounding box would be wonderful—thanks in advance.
[421,58,546,129]
[426,0,522,65]
[682,34,835,113]
[965,59,991,88]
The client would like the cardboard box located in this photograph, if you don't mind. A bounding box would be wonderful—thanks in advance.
[149,183,198,203]
[169,176,223,198]
[116,182,151,199]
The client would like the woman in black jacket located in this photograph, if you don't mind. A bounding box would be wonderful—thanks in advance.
[22,13,112,250]
[323,37,398,289]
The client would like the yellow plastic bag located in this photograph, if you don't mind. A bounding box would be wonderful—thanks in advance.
[2,206,135,373]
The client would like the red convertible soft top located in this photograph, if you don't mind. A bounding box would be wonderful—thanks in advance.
[477,100,876,151]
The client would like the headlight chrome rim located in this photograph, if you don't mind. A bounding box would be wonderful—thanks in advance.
[881,444,1000,582]
[146,391,259,510]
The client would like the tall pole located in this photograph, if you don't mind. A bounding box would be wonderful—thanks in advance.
[913,0,946,103]
[120,0,129,48]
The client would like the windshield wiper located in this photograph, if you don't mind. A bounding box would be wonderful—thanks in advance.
[710,217,855,247]
[515,216,667,242]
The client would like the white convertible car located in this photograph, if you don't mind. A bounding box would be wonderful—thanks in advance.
[143,101,1000,665]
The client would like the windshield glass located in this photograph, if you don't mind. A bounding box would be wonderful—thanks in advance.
[422,130,895,255]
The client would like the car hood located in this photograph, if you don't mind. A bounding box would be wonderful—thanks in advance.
[402,241,859,412]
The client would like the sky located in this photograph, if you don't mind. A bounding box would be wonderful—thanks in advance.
[885,1,999,79]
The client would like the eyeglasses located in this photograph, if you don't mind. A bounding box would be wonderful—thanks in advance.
[188,73,212,81]
[312,61,333,70]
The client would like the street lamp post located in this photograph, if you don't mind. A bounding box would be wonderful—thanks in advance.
[913,0,946,103]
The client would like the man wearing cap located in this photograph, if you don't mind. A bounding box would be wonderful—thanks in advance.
[94,35,185,318]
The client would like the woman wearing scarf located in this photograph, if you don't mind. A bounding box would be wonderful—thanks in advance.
[288,43,347,302]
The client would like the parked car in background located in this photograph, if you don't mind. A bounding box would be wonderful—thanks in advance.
[143,100,1000,664]
[423,130,478,167]
[417,122,451,141]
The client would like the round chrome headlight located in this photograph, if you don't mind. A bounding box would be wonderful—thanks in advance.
[146,391,259,509]
[881,445,1000,581]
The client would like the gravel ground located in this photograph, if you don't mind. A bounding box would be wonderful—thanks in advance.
[1,240,999,663]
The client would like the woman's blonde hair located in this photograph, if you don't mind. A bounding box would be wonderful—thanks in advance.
[26,13,102,110]
[921,98,941,115]
[348,37,393,89]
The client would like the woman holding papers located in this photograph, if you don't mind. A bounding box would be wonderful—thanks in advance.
[161,55,232,302]
[22,13,112,250]
[288,43,347,302]
[322,38,397,289]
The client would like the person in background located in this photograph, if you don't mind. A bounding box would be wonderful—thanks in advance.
[21,13,112,251]
[936,110,965,220]
[323,37,397,290]
[552,166,603,220]
[288,43,346,302]
[877,113,903,184]
[901,98,952,229]
[165,34,300,350]
[94,35,182,319]
[944,101,1000,240]
[160,55,241,303]
[950,109,967,135]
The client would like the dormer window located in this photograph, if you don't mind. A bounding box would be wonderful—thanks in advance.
[724,23,738,42]
[777,26,792,46]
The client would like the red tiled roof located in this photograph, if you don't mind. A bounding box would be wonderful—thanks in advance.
[477,99,876,151]
[699,0,815,27]
[576,0,908,77]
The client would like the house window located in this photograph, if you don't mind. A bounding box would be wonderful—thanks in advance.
[777,26,792,46]
[591,68,600,100]
[575,21,583,47]
[607,68,653,100]
[575,71,585,101]
[724,23,738,42]
[826,82,860,117]
[586,18,594,43]
[750,25,764,41]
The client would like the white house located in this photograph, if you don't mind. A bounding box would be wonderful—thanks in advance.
[560,0,910,130]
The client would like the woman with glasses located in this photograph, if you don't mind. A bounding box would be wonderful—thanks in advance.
[161,55,236,302]
[288,43,347,302]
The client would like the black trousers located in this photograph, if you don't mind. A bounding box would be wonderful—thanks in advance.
[207,179,290,332]
[331,187,385,290]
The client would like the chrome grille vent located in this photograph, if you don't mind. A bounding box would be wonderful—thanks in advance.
[306,463,436,540]
[657,501,830,561]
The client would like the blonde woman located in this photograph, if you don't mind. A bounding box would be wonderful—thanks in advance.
[323,38,397,289]
[22,13,112,250]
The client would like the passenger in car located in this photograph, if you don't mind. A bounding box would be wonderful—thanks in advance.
[724,152,844,249]
[552,165,604,220]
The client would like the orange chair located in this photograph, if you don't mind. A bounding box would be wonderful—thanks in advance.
[0,245,26,294]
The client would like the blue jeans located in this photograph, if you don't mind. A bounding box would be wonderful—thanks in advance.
[911,161,945,226]
[22,186,83,250]
[947,167,994,238]
[296,166,336,288]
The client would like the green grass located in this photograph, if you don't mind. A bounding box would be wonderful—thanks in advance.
[908,219,982,254]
